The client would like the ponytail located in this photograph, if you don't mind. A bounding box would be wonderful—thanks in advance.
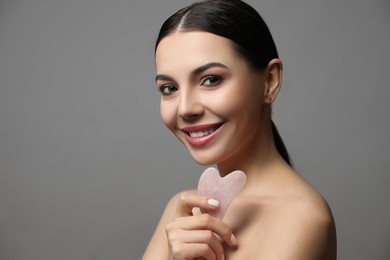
[271,120,292,167]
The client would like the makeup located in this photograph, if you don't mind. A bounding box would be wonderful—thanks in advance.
[182,123,224,147]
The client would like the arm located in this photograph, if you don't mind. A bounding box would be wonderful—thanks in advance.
[142,193,179,259]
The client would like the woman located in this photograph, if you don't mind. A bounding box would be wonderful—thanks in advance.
[143,0,337,259]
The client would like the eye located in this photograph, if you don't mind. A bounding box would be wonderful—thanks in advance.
[201,76,223,87]
[159,84,178,96]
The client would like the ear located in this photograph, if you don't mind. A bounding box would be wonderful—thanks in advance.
[263,58,283,104]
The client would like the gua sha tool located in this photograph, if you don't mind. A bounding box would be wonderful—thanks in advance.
[197,167,246,220]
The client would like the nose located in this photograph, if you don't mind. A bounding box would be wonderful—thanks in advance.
[178,90,204,121]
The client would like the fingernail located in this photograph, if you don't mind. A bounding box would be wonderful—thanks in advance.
[231,234,237,245]
[207,199,219,207]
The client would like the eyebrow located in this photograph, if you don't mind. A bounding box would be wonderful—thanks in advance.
[155,62,228,82]
[155,74,173,82]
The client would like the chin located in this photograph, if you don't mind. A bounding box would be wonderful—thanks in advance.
[187,149,224,166]
[194,159,215,166]
[190,154,215,166]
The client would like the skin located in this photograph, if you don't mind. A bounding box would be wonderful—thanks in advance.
[143,31,337,260]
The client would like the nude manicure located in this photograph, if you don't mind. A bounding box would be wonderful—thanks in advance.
[231,234,237,245]
[207,198,219,207]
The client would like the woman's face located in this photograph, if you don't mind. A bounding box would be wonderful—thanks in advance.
[155,31,268,165]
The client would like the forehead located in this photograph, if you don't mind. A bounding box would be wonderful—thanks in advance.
[155,31,244,74]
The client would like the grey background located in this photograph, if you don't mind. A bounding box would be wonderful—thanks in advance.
[0,0,389,259]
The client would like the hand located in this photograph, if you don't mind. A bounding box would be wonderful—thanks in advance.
[166,191,237,260]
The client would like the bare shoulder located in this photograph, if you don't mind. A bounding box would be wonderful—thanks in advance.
[261,194,337,259]
[252,175,337,259]
[226,167,337,260]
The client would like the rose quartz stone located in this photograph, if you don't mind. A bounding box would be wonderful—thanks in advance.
[197,167,246,220]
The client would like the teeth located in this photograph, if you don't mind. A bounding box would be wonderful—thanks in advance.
[189,126,217,138]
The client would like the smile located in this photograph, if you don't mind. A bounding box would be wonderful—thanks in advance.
[187,125,220,138]
[181,123,224,147]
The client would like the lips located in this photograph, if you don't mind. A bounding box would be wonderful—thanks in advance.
[181,123,224,147]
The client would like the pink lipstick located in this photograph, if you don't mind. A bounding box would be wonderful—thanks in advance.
[181,123,224,147]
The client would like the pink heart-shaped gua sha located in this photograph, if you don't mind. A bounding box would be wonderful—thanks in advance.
[197,167,246,220]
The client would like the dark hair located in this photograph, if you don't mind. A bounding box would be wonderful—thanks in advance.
[155,0,292,166]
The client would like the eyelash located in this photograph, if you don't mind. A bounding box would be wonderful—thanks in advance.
[158,85,178,96]
[201,75,223,87]
[158,75,224,96]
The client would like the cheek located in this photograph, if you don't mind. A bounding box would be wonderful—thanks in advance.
[212,82,263,118]
[160,101,176,131]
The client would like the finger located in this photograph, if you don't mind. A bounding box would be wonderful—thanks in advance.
[170,242,217,260]
[185,243,217,260]
[170,230,224,259]
[174,214,237,247]
[175,191,219,217]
